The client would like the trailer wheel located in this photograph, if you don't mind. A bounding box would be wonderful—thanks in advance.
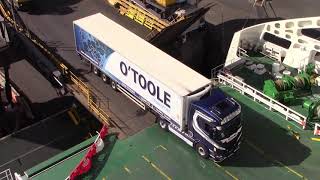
[159,118,169,131]
[101,74,110,83]
[93,66,100,76]
[196,143,209,159]
[111,80,118,91]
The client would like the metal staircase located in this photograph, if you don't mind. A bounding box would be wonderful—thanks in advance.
[116,0,169,31]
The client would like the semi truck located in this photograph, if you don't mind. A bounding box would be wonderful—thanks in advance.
[73,13,242,162]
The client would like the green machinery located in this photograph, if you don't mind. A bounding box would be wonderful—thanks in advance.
[303,99,320,124]
[263,63,320,125]
[263,64,315,104]
[263,72,312,104]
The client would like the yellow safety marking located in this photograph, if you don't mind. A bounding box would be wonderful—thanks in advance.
[67,110,79,125]
[245,140,307,179]
[124,166,132,174]
[155,145,168,151]
[311,137,320,142]
[213,163,239,180]
[142,155,172,180]
[159,145,167,151]
[287,125,300,140]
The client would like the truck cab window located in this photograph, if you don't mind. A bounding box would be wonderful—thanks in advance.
[197,116,205,131]
[204,123,210,133]
[197,116,213,137]
[215,101,229,111]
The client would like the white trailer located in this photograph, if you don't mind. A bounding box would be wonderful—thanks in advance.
[73,13,242,162]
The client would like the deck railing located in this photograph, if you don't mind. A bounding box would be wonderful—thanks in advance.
[0,169,13,180]
[217,71,307,129]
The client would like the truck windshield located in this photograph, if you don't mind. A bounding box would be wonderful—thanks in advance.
[198,114,240,141]
[214,116,241,140]
[215,100,230,112]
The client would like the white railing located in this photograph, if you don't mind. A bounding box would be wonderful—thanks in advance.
[0,169,13,180]
[237,47,249,58]
[211,63,225,78]
[217,71,307,129]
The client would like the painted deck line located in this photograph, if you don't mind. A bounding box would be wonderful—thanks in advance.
[142,155,172,180]
[311,138,320,142]
[123,166,132,174]
[154,145,168,151]
[213,163,239,180]
[245,139,307,179]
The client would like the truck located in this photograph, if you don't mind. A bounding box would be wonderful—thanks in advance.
[73,13,242,162]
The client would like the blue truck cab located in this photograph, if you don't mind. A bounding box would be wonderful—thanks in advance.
[188,89,242,162]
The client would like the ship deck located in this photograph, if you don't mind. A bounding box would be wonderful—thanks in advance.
[228,53,320,118]
[24,87,320,180]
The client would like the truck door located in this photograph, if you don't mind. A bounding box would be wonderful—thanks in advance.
[197,115,212,137]
[192,111,215,149]
[191,110,226,151]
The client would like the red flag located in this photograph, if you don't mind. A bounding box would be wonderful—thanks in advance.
[85,143,97,159]
[69,165,82,180]
[69,157,93,179]
[69,143,96,179]
[79,157,92,174]
[68,125,108,180]
[99,125,108,139]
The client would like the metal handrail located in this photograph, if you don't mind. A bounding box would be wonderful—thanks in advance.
[0,169,13,180]
[217,71,307,129]
[0,3,111,126]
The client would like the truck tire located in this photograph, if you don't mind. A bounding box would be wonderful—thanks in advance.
[93,66,100,76]
[196,143,209,159]
[101,74,110,83]
[159,118,169,131]
[111,80,118,91]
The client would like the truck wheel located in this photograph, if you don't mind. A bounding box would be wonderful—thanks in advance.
[111,80,118,91]
[101,74,110,83]
[196,143,209,159]
[159,118,169,131]
[93,66,100,76]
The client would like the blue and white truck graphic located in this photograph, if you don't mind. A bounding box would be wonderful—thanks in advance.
[73,13,242,162]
